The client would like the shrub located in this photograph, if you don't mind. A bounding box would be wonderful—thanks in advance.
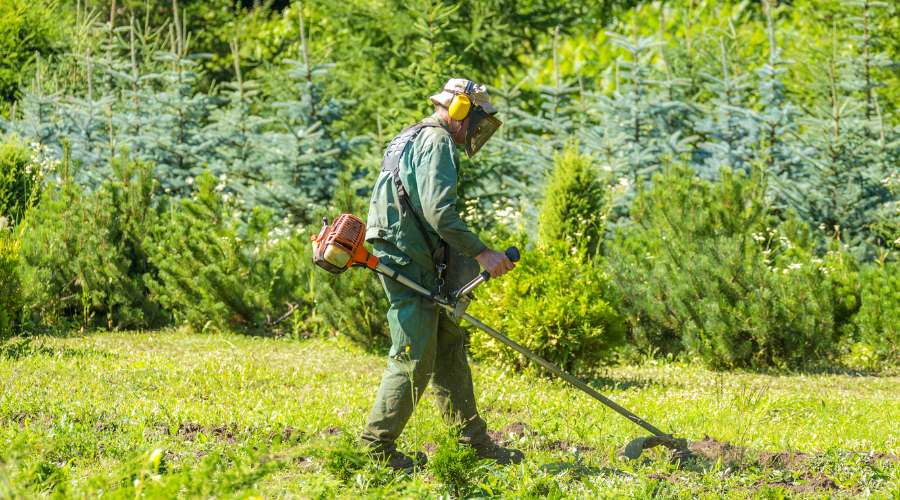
[0,229,22,336]
[146,171,314,335]
[0,0,66,103]
[0,135,41,225]
[468,239,625,375]
[538,143,607,254]
[852,261,899,368]
[607,166,845,370]
[18,154,166,330]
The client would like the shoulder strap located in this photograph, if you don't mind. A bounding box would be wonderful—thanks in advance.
[380,122,445,259]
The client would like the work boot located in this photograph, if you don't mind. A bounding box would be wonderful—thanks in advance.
[370,448,428,473]
[470,440,525,465]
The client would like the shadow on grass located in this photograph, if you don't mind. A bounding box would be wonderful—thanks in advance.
[585,375,666,391]
[541,460,630,479]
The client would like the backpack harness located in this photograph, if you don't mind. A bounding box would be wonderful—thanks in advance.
[380,122,450,297]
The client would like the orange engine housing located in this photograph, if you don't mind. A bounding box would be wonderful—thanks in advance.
[311,214,379,273]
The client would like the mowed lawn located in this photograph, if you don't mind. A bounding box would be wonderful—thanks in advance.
[0,329,897,498]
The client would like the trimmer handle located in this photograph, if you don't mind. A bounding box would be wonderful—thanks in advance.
[484,246,520,280]
[505,246,520,263]
[481,246,520,281]
[454,246,521,300]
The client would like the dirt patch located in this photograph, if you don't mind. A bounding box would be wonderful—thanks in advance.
[688,436,750,466]
[211,425,235,443]
[320,426,342,437]
[798,473,839,492]
[754,472,840,493]
[280,425,297,441]
[687,436,887,473]
[862,452,899,462]
[177,422,203,440]
[422,442,437,454]
[176,422,236,442]
[490,421,535,441]
[545,440,594,453]
[757,450,809,469]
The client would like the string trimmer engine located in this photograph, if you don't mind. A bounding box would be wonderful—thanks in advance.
[311,214,377,274]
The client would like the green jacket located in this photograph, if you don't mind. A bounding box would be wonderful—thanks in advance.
[366,114,486,275]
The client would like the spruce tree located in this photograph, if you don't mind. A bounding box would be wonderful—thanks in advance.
[693,38,758,179]
[791,8,897,259]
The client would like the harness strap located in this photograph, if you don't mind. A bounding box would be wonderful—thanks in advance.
[380,122,451,294]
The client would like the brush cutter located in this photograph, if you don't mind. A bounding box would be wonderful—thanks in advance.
[312,213,692,461]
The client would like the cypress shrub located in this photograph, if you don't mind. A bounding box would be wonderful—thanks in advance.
[538,143,607,254]
[470,148,624,375]
[468,240,625,375]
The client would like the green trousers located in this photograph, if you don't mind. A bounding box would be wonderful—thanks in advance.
[360,261,489,452]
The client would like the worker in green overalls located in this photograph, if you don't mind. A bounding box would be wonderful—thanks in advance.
[361,79,523,471]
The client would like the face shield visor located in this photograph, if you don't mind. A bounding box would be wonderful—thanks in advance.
[464,106,502,157]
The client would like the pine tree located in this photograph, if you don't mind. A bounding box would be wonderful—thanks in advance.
[134,11,214,196]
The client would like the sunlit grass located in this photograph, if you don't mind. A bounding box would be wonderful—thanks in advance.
[0,329,896,498]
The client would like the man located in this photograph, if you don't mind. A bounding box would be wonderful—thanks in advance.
[361,78,523,471]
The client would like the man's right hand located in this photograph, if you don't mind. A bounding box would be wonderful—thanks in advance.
[475,248,515,278]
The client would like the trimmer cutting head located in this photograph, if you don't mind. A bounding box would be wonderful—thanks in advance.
[623,435,693,462]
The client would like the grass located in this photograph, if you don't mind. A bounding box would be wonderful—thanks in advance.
[0,329,897,498]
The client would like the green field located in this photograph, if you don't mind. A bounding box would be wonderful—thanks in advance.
[0,329,897,498]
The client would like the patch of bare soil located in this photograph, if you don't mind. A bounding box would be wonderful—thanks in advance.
[757,450,810,469]
[754,472,840,493]
[175,422,236,442]
[684,437,898,493]
[210,425,235,443]
[688,436,751,466]
[279,425,298,441]
[796,473,839,492]
[320,426,342,437]
[177,422,203,440]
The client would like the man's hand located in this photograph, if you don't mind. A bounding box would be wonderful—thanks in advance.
[475,248,515,278]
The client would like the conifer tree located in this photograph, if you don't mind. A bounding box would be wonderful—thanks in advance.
[693,38,758,179]
[754,0,804,203]
[204,39,272,214]
[791,9,897,259]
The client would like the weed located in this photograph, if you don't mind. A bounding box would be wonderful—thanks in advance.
[429,429,493,497]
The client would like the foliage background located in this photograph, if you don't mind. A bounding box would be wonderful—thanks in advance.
[0,0,897,373]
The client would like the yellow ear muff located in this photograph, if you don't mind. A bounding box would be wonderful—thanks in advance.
[448,94,471,121]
